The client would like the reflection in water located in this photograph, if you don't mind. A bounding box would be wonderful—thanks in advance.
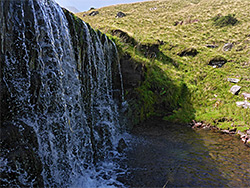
[117,119,250,187]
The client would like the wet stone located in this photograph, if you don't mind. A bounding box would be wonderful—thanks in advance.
[117,138,127,153]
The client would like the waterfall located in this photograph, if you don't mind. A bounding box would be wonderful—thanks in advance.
[0,0,124,187]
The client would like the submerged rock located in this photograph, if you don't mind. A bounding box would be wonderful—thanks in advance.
[117,138,128,153]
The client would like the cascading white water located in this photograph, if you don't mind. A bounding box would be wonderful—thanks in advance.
[0,0,125,187]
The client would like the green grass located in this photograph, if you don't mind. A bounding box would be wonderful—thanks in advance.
[76,0,250,131]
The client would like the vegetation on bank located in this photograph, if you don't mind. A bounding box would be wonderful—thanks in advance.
[76,0,250,131]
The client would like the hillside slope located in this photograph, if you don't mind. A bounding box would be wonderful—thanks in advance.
[76,0,250,131]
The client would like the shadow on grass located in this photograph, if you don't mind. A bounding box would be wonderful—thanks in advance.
[110,30,196,126]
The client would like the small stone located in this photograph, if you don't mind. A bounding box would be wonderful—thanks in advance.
[116,12,126,18]
[243,101,250,108]
[230,85,241,95]
[149,7,157,11]
[236,101,245,107]
[236,101,250,109]
[237,130,245,137]
[242,92,250,100]
[223,43,233,51]
[205,44,218,48]
[247,129,250,135]
[221,130,230,134]
[89,11,99,16]
[227,78,240,83]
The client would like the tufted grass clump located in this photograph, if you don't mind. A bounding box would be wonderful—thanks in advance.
[212,14,239,27]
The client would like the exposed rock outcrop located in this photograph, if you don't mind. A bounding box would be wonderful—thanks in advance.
[116,11,126,18]
[208,56,227,67]
[89,11,99,16]
[177,47,198,57]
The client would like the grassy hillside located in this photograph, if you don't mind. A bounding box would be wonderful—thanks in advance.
[76,0,250,131]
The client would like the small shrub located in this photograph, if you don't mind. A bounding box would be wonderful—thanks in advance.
[212,14,239,27]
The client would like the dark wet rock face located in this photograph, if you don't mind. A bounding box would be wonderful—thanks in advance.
[120,54,145,91]
[1,121,44,187]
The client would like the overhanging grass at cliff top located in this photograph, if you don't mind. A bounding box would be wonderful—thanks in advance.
[76,0,250,130]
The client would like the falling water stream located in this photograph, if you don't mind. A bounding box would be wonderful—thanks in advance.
[1,0,124,187]
[1,0,250,187]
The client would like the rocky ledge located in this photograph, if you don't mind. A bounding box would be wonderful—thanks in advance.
[190,120,250,147]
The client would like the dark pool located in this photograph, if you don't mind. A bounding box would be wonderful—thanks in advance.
[117,119,250,187]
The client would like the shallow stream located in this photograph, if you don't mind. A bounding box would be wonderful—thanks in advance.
[116,119,250,187]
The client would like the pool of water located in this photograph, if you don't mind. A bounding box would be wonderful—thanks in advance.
[116,119,250,187]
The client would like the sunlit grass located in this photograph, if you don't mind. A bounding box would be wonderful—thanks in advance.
[76,0,250,130]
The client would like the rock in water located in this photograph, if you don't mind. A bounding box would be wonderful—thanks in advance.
[117,138,128,153]
[230,85,241,95]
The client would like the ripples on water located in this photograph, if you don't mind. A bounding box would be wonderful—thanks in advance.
[116,119,250,187]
